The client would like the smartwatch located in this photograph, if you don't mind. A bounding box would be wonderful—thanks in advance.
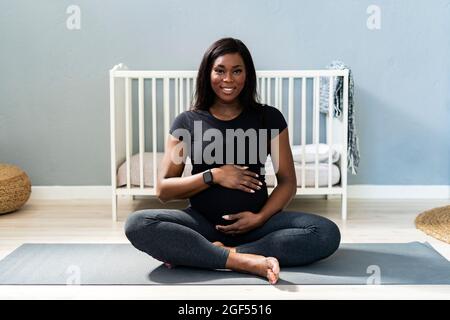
[203,169,214,186]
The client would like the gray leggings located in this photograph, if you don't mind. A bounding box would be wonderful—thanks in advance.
[124,206,341,269]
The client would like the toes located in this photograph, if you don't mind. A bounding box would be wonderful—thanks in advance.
[269,257,280,274]
[266,258,280,284]
[267,270,278,285]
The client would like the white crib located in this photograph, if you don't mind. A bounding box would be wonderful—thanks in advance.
[109,63,349,221]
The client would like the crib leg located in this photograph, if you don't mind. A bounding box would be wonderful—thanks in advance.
[341,193,347,220]
[112,194,118,222]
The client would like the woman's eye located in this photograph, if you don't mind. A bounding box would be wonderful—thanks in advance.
[215,69,241,75]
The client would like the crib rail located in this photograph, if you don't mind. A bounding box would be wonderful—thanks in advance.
[110,64,349,221]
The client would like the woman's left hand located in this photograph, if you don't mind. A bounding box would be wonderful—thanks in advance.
[216,211,265,235]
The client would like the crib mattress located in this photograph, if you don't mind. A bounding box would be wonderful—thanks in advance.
[263,162,340,187]
[116,152,341,188]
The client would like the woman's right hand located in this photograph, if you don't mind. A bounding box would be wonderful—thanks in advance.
[212,165,262,193]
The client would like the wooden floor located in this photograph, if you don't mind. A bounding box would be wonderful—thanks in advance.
[0,197,449,300]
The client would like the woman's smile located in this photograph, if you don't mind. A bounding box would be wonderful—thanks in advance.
[220,86,236,94]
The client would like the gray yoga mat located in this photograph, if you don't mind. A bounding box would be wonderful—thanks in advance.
[0,242,449,285]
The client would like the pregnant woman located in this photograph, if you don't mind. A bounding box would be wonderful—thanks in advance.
[125,37,341,284]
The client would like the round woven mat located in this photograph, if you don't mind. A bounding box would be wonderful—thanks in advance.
[415,205,450,244]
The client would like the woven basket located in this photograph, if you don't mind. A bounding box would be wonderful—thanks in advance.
[415,205,450,244]
[0,164,32,214]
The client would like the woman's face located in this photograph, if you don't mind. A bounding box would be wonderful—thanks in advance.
[210,53,246,105]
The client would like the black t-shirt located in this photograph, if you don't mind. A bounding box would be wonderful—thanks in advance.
[169,104,287,225]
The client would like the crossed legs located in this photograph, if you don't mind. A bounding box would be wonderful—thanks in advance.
[124,207,340,284]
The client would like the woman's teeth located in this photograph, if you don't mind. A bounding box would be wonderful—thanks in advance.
[222,88,235,94]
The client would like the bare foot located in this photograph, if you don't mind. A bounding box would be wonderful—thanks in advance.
[225,252,280,285]
[212,241,237,253]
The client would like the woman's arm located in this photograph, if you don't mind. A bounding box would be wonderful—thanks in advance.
[156,135,221,203]
[258,128,297,221]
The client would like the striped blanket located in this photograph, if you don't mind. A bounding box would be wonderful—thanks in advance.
[319,61,360,175]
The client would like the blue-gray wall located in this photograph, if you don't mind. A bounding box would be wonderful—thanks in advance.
[1,0,449,185]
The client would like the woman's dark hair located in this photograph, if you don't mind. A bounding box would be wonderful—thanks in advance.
[191,37,261,112]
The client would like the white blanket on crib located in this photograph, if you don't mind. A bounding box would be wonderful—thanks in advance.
[291,144,340,164]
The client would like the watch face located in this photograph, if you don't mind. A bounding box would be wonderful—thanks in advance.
[204,170,213,184]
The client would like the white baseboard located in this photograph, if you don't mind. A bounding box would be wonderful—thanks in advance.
[348,185,450,199]
[30,186,112,200]
[29,185,450,200]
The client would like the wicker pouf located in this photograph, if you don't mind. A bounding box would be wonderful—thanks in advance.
[0,164,32,214]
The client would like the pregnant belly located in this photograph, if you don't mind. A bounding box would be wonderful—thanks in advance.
[189,183,268,225]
